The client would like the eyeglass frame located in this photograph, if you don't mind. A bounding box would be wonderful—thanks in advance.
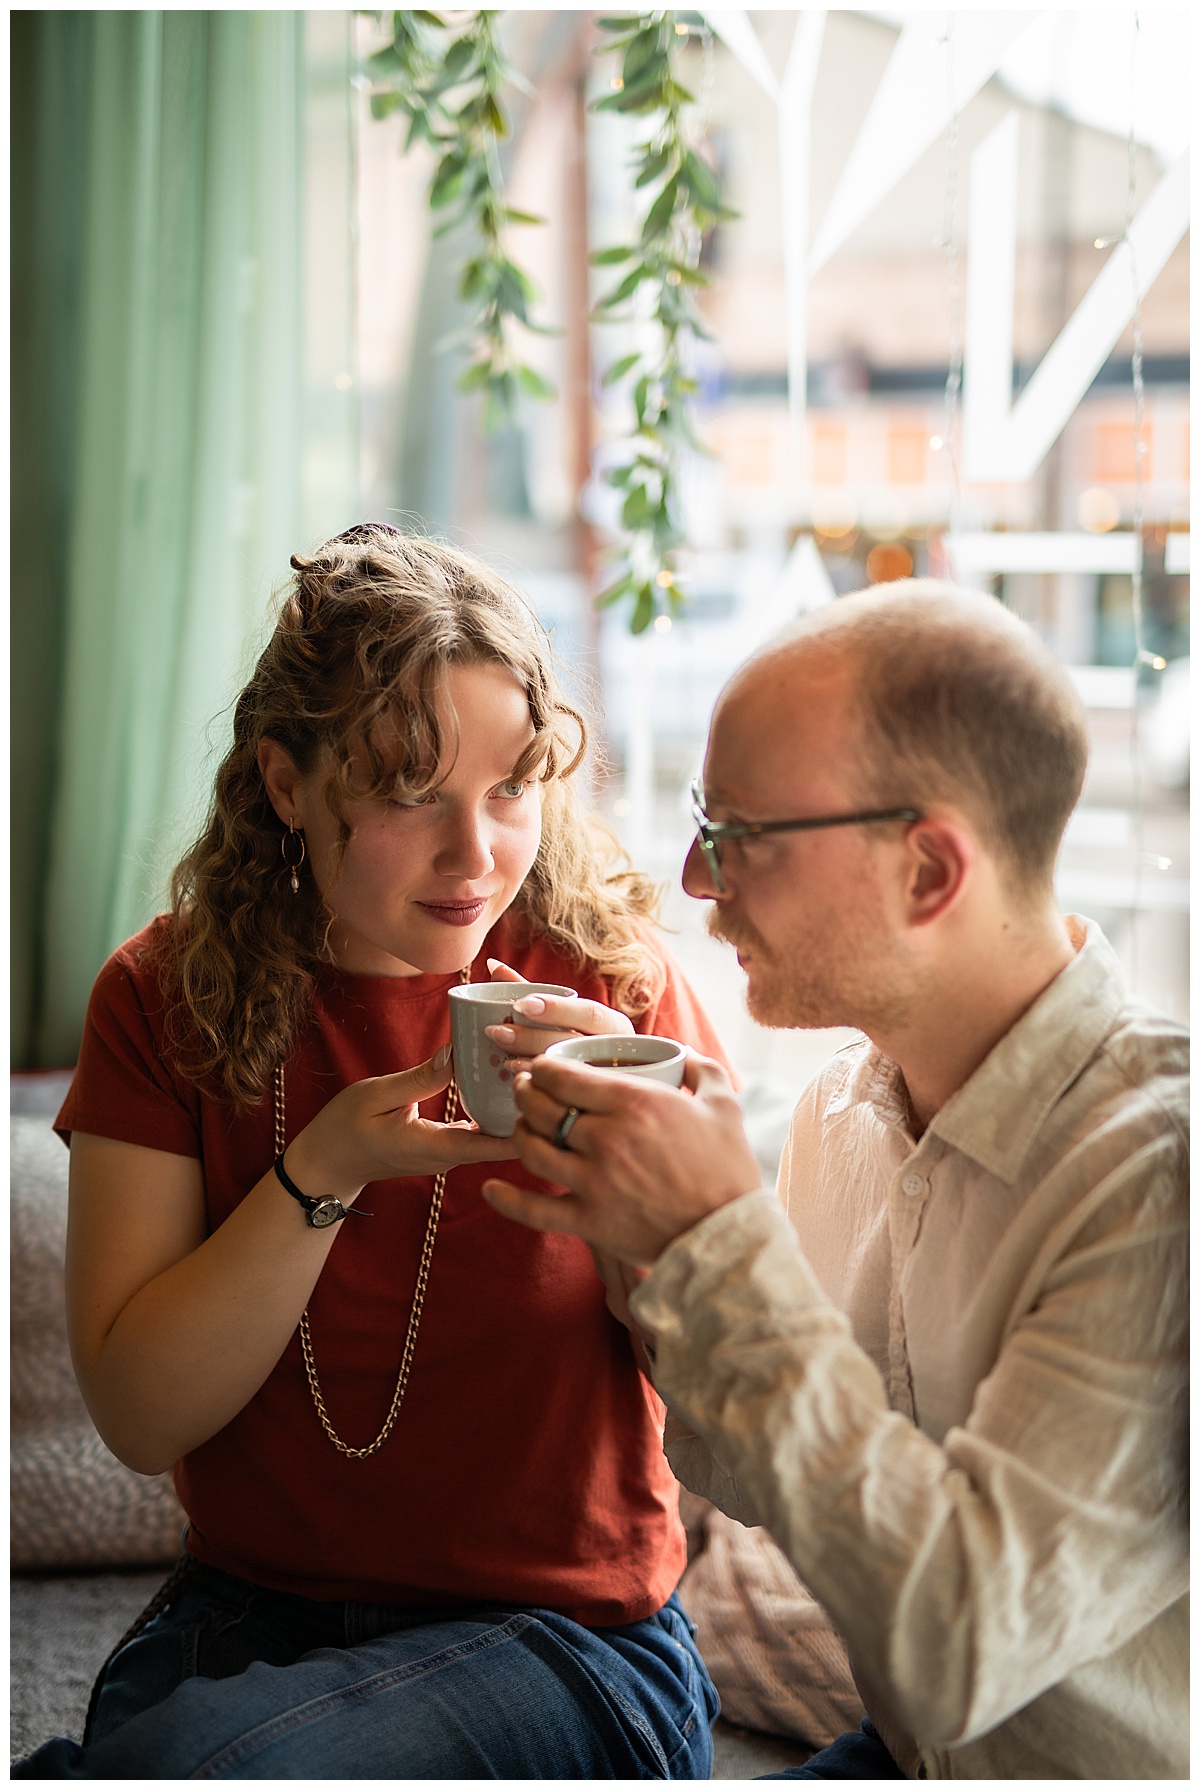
[688,778,922,893]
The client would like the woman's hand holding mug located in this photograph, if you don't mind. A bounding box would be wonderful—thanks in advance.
[282,1050,520,1207]
[284,959,636,1205]
[484,958,635,1070]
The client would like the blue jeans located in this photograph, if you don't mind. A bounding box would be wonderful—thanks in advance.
[758,1717,904,1778]
[14,1562,718,1778]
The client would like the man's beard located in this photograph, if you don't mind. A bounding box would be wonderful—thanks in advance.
[705,905,905,1032]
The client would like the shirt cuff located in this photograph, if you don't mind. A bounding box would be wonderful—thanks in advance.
[629,1189,839,1418]
[631,1189,794,1327]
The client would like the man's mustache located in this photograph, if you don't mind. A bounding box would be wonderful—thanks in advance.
[705,909,761,954]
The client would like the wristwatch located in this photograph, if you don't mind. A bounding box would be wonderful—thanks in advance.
[273,1153,349,1229]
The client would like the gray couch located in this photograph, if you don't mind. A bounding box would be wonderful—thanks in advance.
[11,1071,810,1775]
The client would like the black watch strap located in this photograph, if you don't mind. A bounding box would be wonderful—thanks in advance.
[273,1154,370,1228]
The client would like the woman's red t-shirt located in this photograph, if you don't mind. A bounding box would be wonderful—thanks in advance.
[56,912,732,1624]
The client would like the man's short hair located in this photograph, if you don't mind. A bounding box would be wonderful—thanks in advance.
[779,580,1089,890]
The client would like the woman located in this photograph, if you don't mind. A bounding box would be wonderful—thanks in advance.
[17,527,726,1779]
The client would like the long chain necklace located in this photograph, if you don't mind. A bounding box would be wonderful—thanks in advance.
[273,967,468,1459]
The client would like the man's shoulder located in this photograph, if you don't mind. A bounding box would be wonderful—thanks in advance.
[1089,1003,1189,1144]
[1007,1000,1189,1217]
[1101,1003,1188,1080]
[798,1034,887,1123]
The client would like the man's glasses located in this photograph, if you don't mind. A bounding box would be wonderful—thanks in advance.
[689,778,921,893]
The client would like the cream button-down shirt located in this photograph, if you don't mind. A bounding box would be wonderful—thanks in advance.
[633,919,1188,1779]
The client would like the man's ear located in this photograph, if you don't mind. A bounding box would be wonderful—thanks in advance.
[901,818,974,927]
[257,738,306,829]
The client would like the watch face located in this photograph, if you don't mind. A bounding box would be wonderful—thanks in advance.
[311,1200,343,1228]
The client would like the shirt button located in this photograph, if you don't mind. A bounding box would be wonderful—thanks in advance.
[889,1344,906,1365]
[901,1172,926,1196]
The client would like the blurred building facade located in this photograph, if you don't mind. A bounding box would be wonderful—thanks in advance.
[357,9,1193,1035]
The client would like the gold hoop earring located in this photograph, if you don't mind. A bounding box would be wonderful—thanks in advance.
[282,819,306,895]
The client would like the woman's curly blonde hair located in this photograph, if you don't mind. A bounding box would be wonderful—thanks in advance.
[158,526,663,1108]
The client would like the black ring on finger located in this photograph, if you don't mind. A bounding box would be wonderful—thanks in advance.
[553,1105,583,1150]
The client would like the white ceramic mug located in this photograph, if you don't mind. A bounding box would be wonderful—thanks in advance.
[543,1033,688,1088]
[448,981,577,1136]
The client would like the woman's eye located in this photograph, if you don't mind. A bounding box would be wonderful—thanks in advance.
[494,780,527,800]
[387,793,437,810]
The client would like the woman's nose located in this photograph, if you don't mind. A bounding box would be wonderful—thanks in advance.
[435,811,495,879]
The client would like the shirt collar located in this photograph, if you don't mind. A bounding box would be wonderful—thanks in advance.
[926,916,1127,1181]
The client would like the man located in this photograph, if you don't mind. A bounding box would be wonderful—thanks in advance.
[483,582,1189,1780]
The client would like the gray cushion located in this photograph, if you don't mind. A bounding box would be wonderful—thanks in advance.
[10,1113,185,1569]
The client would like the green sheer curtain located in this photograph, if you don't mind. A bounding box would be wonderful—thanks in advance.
[12,11,357,1067]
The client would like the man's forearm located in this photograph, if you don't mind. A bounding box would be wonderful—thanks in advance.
[631,1188,1188,1751]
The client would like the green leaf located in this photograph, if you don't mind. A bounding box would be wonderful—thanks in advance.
[593,88,656,116]
[623,28,665,85]
[457,359,495,393]
[495,265,529,323]
[430,150,466,207]
[667,261,708,288]
[590,245,633,266]
[501,207,546,227]
[680,149,720,212]
[635,146,673,188]
[484,92,506,137]
[367,44,403,74]
[442,35,475,80]
[370,90,405,121]
[641,175,679,243]
[604,464,634,487]
[458,257,498,302]
[483,372,517,433]
[601,351,642,387]
[516,364,556,400]
[622,484,653,529]
[596,15,640,31]
[508,260,539,304]
[404,108,432,149]
[632,373,651,429]
[595,572,636,608]
[616,63,669,104]
[595,263,648,307]
[630,584,655,634]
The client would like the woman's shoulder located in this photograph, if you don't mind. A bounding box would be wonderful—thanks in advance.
[62,915,205,1154]
[92,914,177,1006]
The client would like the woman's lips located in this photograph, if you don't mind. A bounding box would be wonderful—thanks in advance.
[414,899,488,927]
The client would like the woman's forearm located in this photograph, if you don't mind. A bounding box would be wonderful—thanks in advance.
[75,1164,349,1474]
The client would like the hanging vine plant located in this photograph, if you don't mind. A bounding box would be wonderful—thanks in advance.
[362,10,730,631]
[364,11,556,431]
[590,10,733,632]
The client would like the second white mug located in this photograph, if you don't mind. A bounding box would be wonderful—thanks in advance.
[543,1033,688,1088]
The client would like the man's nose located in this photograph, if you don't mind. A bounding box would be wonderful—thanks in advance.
[682,834,720,900]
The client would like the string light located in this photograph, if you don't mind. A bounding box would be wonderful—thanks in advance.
[1120,10,1157,993]
[937,20,963,540]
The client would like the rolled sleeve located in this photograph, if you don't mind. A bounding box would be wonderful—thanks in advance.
[631,1157,1188,1751]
